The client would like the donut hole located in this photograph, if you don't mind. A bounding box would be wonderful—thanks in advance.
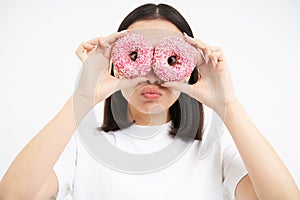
[167,55,178,66]
[129,51,138,61]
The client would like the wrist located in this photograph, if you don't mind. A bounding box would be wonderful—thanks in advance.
[223,99,244,124]
[214,97,240,121]
[71,92,95,123]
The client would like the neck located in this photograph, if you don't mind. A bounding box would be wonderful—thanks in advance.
[128,104,170,126]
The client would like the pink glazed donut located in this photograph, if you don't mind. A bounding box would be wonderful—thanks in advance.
[153,37,197,81]
[111,33,154,78]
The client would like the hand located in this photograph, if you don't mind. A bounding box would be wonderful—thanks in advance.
[74,31,146,105]
[163,35,237,118]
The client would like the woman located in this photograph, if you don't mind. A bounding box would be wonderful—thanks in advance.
[0,3,299,200]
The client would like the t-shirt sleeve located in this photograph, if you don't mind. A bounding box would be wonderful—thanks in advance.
[221,128,248,200]
[52,134,77,199]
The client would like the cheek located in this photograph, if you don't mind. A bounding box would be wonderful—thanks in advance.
[121,87,135,103]
[163,89,180,106]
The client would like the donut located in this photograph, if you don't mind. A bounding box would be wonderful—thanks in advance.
[111,33,154,78]
[152,36,197,81]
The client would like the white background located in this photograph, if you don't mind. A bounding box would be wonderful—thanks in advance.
[0,0,299,189]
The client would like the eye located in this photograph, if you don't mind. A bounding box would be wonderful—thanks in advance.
[129,51,138,61]
[167,55,177,66]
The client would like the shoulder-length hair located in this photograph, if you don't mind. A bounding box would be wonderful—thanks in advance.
[101,3,204,140]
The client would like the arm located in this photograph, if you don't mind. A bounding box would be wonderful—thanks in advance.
[0,31,140,200]
[225,100,300,199]
[163,35,300,199]
[0,97,76,199]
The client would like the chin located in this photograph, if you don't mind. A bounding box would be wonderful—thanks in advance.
[136,102,169,115]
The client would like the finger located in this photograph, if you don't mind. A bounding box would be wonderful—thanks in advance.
[182,34,206,66]
[89,37,113,58]
[201,49,210,65]
[104,30,128,45]
[84,36,110,49]
[183,34,222,66]
[183,33,209,51]
[211,54,218,66]
[76,43,84,53]
[98,37,111,49]
[218,53,226,62]
[75,42,87,62]
[162,81,194,98]
[210,50,226,65]
[86,37,101,46]
[213,48,226,62]
[82,42,96,51]
[116,76,148,90]
[210,46,222,52]
[203,47,223,66]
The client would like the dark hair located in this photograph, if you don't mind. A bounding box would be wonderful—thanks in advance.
[101,3,204,140]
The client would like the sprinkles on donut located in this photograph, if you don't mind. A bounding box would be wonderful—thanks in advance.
[153,36,197,81]
[111,33,154,78]
[111,32,197,82]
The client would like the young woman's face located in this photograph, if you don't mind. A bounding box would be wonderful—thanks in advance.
[120,19,183,116]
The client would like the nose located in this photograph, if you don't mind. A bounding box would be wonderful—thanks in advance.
[145,69,163,85]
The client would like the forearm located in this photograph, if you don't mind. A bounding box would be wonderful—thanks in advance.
[0,96,88,199]
[224,101,300,199]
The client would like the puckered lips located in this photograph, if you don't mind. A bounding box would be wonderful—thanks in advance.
[140,86,162,100]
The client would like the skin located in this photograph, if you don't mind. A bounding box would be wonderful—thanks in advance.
[120,64,181,125]
[120,20,193,125]
[119,21,187,125]
[0,19,299,200]
[121,81,179,125]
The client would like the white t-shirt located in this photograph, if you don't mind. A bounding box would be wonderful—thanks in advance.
[53,108,248,200]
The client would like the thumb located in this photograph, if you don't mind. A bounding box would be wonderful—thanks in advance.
[116,76,148,91]
[162,81,195,98]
